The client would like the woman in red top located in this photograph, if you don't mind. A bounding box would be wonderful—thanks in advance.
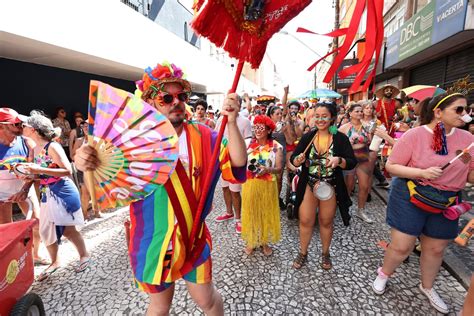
[193,99,215,129]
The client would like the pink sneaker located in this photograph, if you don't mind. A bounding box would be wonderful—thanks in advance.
[235,221,241,234]
[215,212,234,222]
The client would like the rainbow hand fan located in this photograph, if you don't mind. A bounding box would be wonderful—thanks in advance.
[86,81,178,210]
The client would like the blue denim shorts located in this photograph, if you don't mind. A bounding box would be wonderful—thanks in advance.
[386,177,460,240]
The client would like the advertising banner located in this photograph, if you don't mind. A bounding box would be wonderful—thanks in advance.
[384,0,468,68]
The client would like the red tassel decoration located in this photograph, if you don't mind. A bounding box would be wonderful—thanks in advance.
[432,122,448,155]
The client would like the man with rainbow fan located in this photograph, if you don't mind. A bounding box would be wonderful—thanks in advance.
[75,62,247,315]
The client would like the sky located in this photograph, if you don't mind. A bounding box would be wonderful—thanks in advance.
[266,0,336,98]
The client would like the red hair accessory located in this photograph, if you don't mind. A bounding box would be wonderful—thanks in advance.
[253,115,276,131]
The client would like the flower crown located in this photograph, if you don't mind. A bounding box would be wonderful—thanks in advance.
[136,61,191,100]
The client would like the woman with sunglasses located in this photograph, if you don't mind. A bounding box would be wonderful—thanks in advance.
[290,103,356,270]
[22,111,90,281]
[339,103,374,223]
[241,115,283,256]
[372,92,474,314]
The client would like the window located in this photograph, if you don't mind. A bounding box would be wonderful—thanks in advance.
[414,0,432,14]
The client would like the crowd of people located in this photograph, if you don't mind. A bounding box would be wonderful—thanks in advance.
[1,61,473,314]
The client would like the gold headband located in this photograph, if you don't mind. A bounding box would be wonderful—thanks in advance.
[432,93,464,111]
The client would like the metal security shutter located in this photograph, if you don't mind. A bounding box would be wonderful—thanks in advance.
[446,48,474,104]
[409,58,446,87]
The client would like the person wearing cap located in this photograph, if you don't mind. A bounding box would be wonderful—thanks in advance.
[375,84,400,136]
[75,62,247,315]
[0,107,48,265]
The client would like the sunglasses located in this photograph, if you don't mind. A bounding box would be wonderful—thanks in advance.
[454,106,468,115]
[253,124,266,133]
[314,117,332,121]
[160,92,189,105]
[0,122,23,128]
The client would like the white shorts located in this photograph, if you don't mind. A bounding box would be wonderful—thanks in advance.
[221,177,242,192]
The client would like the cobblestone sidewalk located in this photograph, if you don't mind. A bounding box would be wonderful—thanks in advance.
[30,190,467,315]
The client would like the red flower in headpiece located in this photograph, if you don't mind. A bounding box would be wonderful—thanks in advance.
[152,64,172,80]
[253,115,276,131]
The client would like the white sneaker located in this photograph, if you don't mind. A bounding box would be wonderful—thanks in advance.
[356,208,374,223]
[419,284,449,314]
[372,267,389,295]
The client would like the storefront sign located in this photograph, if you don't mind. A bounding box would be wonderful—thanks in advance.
[336,59,358,89]
[385,0,468,68]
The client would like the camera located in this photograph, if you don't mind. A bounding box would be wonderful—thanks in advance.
[244,0,265,21]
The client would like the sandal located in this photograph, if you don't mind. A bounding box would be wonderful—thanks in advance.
[293,252,308,269]
[36,265,59,282]
[321,253,332,270]
[244,247,254,255]
[34,258,51,266]
[75,257,91,273]
[262,246,273,256]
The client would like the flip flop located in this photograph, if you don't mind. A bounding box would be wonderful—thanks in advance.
[36,265,59,282]
[75,257,91,273]
[34,258,51,266]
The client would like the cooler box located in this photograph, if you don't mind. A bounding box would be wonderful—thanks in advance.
[0,219,36,316]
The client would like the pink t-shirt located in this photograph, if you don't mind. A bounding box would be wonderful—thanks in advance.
[389,126,474,191]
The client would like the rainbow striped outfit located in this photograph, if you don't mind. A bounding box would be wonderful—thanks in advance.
[129,122,245,292]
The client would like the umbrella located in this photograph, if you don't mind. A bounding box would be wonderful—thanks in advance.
[401,85,446,101]
[298,89,342,99]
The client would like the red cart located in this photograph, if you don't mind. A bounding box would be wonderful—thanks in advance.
[0,219,45,316]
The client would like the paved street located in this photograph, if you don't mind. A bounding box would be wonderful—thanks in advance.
[31,186,468,315]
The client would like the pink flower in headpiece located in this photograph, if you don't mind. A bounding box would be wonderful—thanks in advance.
[136,80,145,92]
[171,64,184,78]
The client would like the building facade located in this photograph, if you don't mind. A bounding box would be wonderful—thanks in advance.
[0,0,275,118]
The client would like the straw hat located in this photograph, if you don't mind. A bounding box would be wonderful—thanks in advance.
[375,84,400,99]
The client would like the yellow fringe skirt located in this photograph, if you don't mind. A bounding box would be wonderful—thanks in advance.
[241,178,281,248]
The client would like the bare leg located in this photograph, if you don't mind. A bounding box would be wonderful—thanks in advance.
[419,235,450,289]
[186,281,224,316]
[298,185,319,255]
[381,229,417,275]
[356,163,372,209]
[345,173,355,196]
[318,195,337,255]
[18,199,43,260]
[221,187,233,216]
[80,184,90,220]
[0,202,13,224]
[147,284,175,316]
[230,191,241,220]
[45,243,60,267]
[462,275,474,316]
[62,226,90,259]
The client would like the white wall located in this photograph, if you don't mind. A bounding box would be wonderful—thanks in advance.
[0,0,246,94]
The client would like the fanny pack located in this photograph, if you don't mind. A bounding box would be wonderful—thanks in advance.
[406,180,457,214]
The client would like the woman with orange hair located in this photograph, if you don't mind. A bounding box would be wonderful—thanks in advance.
[241,115,283,256]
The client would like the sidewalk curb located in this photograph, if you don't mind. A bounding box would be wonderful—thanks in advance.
[371,185,471,289]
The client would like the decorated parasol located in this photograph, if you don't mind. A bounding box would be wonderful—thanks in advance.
[401,85,446,101]
[297,88,342,99]
[85,81,179,210]
[189,0,311,251]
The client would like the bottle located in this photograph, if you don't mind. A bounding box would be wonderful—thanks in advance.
[455,218,474,247]
[369,124,386,152]
[443,202,472,220]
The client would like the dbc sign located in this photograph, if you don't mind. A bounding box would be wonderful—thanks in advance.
[400,16,421,45]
